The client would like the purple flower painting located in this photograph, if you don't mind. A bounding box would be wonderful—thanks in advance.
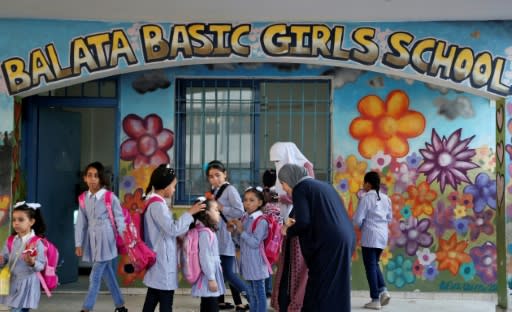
[463,172,496,213]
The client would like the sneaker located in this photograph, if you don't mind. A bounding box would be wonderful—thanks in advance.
[364,301,382,310]
[115,307,128,312]
[380,291,391,306]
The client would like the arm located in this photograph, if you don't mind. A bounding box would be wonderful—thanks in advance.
[74,206,87,248]
[353,195,369,229]
[240,219,268,248]
[198,231,216,281]
[221,186,244,219]
[0,243,8,268]
[148,203,194,238]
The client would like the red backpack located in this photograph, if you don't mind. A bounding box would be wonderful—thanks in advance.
[7,235,59,297]
[78,191,157,273]
[251,214,283,271]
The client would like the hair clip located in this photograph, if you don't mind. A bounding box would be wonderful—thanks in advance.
[26,203,41,210]
[14,201,26,208]
[245,186,263,192]
[166,164,171,169]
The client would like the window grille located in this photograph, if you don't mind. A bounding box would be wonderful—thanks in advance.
[175,78,331,203]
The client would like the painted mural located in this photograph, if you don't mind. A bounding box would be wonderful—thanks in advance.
[334,71,497,291]
[0,18,510,300]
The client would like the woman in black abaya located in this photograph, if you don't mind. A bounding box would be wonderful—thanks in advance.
[279,164,355,312]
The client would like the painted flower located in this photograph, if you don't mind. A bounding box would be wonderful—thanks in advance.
[405,182,437,217]
[349,90,426,159]
[333,155,347,173]
[468,209,494,241]
[418,128,478,193]
[394,163,418,193]
[122,188,145,215]
[396,217,434,256]
[447,191,460,206]
[432,200,454,237]
[406,152,422,168]
[436,233,472,276]
[381,170,396,192]
[458,193,474,209]
[453,217,469,235]
[120,175,136,193]
[470,242,497,285]
[120,114,174,168]
[416,248,436,266]
[463,172,496,213]
[371,151,392,171]
[400,205,412,219]
[412,259,424,277]
[381,247,392,266]
[390,193,405,219]
[453,205,467,219]
[131,165,156,189]
[337,179,349,193]
[385,254,416,288]
[334,155,368,194]
[423,264,439,281]
[459,262,476,281]
[388,218,402,250]
[0,195,9,226]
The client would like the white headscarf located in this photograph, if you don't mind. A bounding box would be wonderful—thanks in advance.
[269,142,311,194]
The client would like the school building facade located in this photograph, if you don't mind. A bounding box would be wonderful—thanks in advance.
[0,13,512,310]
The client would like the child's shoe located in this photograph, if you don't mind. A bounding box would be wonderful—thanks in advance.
[380,291,391,306]
[115,307,128,312]
[364,300,381,310]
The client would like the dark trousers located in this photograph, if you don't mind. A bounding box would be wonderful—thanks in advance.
[362,247,386,299]
[142,287,175,312]
[218,255,248,305]
[201,296,219,312]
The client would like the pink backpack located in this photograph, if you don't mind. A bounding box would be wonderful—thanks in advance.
[78,191,157,273]
[251,214,283,269]
[180,226,215,285]
[7,235,59,297]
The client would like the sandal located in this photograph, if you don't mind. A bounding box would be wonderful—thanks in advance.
[218,302,234,310]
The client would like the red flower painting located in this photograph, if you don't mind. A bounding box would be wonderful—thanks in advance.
[120,114,174,168]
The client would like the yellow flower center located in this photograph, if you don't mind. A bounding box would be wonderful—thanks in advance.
[377,116,398,139]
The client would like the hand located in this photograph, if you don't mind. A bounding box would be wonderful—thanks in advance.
[208,280,218,292]
[189,202,206,215]
[228,219,241,233]
[285,218,296,227]
[23,253,36,266]
[217,203,224,212]
[75,247,83,257]
[0,255,4,263]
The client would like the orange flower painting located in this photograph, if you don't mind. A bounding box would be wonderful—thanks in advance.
[349,90,426,159]
[436,233,471,275]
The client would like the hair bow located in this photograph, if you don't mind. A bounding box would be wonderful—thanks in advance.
[14,201,41,210]
[245,186,263,192]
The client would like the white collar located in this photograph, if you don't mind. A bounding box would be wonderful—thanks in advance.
[147,193,166,202]
[19,230,35,244]
[88,188,106,200]
[249,210,263,219]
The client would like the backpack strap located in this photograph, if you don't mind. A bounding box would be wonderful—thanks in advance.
[78,192,86,209]
[103,191,117,233]
[6,235,15,252]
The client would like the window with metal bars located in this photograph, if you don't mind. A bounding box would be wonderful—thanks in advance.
[175,78,331,204]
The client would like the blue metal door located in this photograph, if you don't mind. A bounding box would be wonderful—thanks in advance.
[37,108,81,284]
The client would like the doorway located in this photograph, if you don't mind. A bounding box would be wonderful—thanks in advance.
[23,97,118,285]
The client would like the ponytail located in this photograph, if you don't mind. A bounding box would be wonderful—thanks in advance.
[144,182,153,199]
[363,171,381,201]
